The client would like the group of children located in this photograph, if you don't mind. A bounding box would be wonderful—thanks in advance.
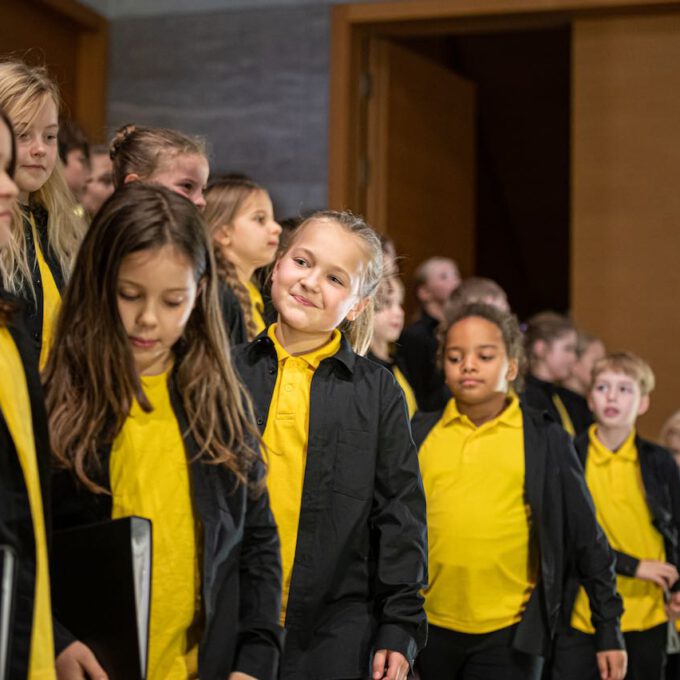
[0,56,677,680]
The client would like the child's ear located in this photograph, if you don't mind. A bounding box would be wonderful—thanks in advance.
[506,358,519,383]
[213,224,231,249]
[346,297,370,322]
[415,284,431,305]
[533,339,547,359]
[123,172,140,185]
[193,278,206,309]
[638,393,651,417]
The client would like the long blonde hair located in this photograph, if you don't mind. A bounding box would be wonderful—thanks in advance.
[0,59,85,296]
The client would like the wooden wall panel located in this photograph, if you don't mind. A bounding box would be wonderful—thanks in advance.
[572,13,680,437]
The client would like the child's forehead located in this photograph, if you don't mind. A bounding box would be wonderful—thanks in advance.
[593,368,638,385]
[292,219,367,259]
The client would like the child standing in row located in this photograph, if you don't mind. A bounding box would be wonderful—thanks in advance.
[234,211,428,680]
[46,184,282,680]
[0,59,85,368]
[204,177,281,344]
[553,352,680,680]
[412,303,626,680]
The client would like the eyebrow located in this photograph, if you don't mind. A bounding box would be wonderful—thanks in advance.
[446,343,499,350]
[118,279,190,293]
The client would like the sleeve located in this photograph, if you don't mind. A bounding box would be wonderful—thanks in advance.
[219,281,247,347]
[661,450,680,592]
[370,373,428,664]
[612,549,640,578]
[232,455,284,679]
[558,429,625,652]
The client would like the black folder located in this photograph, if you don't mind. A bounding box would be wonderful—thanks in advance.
[51,516,152,680]
[0,546,16,680]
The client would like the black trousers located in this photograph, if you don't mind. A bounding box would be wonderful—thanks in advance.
[551,624,666,680]
[417,623,544,680]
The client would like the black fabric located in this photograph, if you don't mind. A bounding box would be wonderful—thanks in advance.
[411,402,624,657]
[50,376,283,680]
[555,388,593,435]
[396,310,449,411]
[15,207,66,365]
[418,623,544,680]
[219,281,248,347]
[551,624,665,680]
[0,290,53,680]
[234,331,428,679]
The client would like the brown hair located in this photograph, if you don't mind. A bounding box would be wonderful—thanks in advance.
[109,123,206,188]
[591,351,656,396]
[412,256,459,295]
[58,118,89,163]
[0,59,85,296]
[575,329,602,358]
[445,276,508,317]
[203,177,264,340]
[524,311,575,368]
[282,210,384,356]
[44,183,261,494]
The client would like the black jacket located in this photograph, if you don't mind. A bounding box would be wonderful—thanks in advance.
[51,376,283,680]
[234,332,428,680]
[411,403,624,657]
[219,281,248,347]
[0,291,53,679]
[16,206,66,364]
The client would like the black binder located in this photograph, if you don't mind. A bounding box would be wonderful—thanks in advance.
[0,546,16,680]
[51,516,152,680]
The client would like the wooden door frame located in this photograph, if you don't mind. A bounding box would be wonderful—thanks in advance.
[328,0,680,211]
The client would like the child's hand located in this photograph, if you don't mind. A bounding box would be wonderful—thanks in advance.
[228,674,258,680]
[666,590,680,618]
[55,641,108,680]
[635,559,679,588]
[595,650,627,680]
[372,649,409,680]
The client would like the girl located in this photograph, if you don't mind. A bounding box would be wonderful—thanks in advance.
[109,124,209,210]
[0,59,85,368]
[233,211,428,680]
[412,303,626,680]
[0,107,58,680]
[661,410,680,464]
[522,311,589,435]
[45,184,282,680]
[204,178,281,344]
[367,276,417,417]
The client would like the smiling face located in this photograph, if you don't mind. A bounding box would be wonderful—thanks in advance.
[13,95,59,202]
[0,118,18,246]
[116,244,199,376]
[271,218,369,348]
[444,316,518,408]
[588,369,648,430]
[144,152,209,210]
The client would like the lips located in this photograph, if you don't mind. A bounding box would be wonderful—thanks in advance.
[291,293,316,308]
[460,379,482,388]
[22,165,45,171]
[130,336,158,349]
[604,407,620,417]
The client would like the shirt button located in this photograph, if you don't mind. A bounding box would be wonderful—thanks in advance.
[256,417,264,425]
[284,384,293,393]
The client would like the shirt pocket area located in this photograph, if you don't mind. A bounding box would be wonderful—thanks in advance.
[333,429,374,500]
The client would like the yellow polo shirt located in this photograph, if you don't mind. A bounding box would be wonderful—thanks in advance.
[393,365,417,418]
[571,426,667,633]
[0,328,56,679]
[419,396,536,634]
[29,214,61,370]
[110,371,201,680]
[263,324,341,623]
[246,281,266,335]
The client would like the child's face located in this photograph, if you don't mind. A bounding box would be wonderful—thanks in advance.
[444,316,518,407]
[14,96,58,200]
[82,153,114,217]
[421,261,460,305]
[536,330,577,382]
[63,148,90,200]
[116,244,199,376]
[373,284,405,346]
[217,189,281,273]
[572,339,606,391]
[148,153,209,210]
[0,120,18,247]
[271,219,369,338]
[588,369,648,430]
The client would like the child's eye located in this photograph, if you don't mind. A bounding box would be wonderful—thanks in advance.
[118,291,139,301]
[164,299,183,308]
[179,182,194,192]
[328,275,344,286]
[594,383,607,392]
[45,134,57,143]
[479,354,495,361]
[17,132,30,142]
[446,355,461,364]
[292,256,307,267]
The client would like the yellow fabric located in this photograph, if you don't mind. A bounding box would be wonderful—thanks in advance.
[29,214,61,371]
[552,392,575,437]
[246,280,266,335]
[110,371,200,680]
[0,329,56,679]
[419,396,537,633]
[393,365,417,418]
[263,324,341,623]
[571,426,667,633]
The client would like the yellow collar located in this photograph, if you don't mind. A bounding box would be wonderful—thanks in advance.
[267,323,341,370]
[589,424,638,464]
[442,394,522,431]
[245,280,264,314]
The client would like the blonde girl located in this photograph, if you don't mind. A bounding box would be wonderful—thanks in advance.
[204,177,281,344]
[234,210,427,680]
[0,59,85,368]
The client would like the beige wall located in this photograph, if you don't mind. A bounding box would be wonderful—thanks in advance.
[572,12,680,438]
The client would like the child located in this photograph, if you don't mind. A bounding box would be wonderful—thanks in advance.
[397,255,460,411]
[522,311,591,436]
[204,177,281,344]
[553,352,680,680]
[81,144,114,220]
[233,210,428,680]
[45,183,282,680]
[660,410,680,464]
[368,276,417,417]
[445,276,510,315]
[413,303,626,680]
[57,118,90,204]
[0,59,85,368]
[0,107,59,680]
[564,331,607,398]
[109,123,209,210]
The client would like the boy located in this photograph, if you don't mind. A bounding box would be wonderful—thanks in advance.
[398,256,460,411]
[553,352,680,680]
